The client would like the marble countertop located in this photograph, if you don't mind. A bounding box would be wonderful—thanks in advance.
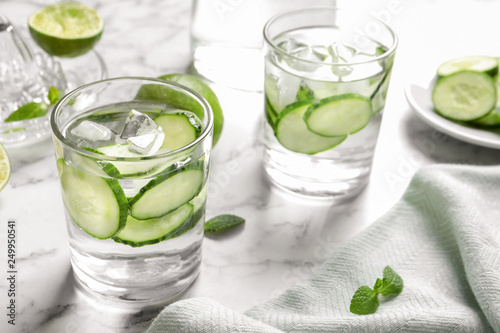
[2,0,500,332]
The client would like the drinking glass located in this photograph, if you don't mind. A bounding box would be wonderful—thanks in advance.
[51,77,213,303]
[262,7,398,199]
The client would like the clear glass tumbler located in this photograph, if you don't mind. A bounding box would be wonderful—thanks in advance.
[51,77,213,303]
[262,7,398,199]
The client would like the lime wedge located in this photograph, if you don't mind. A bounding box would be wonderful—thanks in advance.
[28,2,103,58]
[0,143,11,192]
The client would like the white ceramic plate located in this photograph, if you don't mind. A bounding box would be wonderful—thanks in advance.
[405,81,500,150]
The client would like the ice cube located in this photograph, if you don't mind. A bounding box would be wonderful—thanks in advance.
[120,109,158,139]
[310,46,330,62]
[69,120,115,147]
[284,46,326,72]
[328,42,356,77]
[120,109,165,155]
[276,39,307,53]
[292,46,328,63]
[128,131,165,155]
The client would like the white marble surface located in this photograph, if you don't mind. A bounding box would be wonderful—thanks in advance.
[2,0,500,332]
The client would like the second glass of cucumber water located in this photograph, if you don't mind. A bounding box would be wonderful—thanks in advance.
[262,7,397,199]
[51,77,213,303]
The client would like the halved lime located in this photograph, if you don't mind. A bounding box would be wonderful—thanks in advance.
[0,143,11,192]
[28,2,103,58]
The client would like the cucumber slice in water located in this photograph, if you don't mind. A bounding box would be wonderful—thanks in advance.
[437,56,498,77]
[276,100,346,155]
[96,144,161,177]
[57,159,128,239]
[304,94,372,137]
[154,113,199,152]
[129,162,204,220]
[432,71,496,121]
[113,203,194,247]
[265,74,281,113]
[265,97,278,132]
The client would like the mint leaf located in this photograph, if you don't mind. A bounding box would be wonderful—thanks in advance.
[373,278,383,292]
[350,286,379,315]
[379,266,404,296]
[5,102,49,122]
[296,85,314,101]
[48,86,61,105]
[350,266,403,315]
[204,214,245,233]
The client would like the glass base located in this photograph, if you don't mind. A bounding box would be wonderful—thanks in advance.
[263,146,373,200]
[71,242,202,304]
[67,214,204,304]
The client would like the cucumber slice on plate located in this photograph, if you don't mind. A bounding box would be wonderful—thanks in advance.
[113,203,194,247]
[437,56,498,77]
[304,94,372,137]
[154,113,200,152]
[129,162,204,220]
[470,108,500,127]
[276,100,346,155]
[57,159,128,239]
[432,71,496,121]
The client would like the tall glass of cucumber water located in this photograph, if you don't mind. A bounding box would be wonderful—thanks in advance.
[51,77,213,302]
[263,7,397,199]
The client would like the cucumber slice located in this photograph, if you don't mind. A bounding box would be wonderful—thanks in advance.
[432,71,496,121]
[370,67,393,114]
[304,94,372,137]
[169,202,205,240]
[265,97,278,132]
[437,56,498,77]
[129,162,204,220]
[95,144,161,177]
[276,100,346,155]
[154,113,200,152]
[73,148,122,178]
[471,83,500,127]
[265,73,281,113]
[57,159,128,239]
[470,108,500,127]
[189,182,208,212]
[113,203,194,247]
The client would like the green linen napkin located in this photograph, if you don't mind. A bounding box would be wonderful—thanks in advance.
[147,164,500,332]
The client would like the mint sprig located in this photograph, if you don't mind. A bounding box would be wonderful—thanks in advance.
[204,214,245,234]
[48,86,61,105]
[5,102,49,122]
[296,85,314,101]
[350,266,404,315]
[4,86,62,123]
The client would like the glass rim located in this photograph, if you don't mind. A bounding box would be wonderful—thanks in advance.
[50,76,214,162]
[263,6,398,67]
